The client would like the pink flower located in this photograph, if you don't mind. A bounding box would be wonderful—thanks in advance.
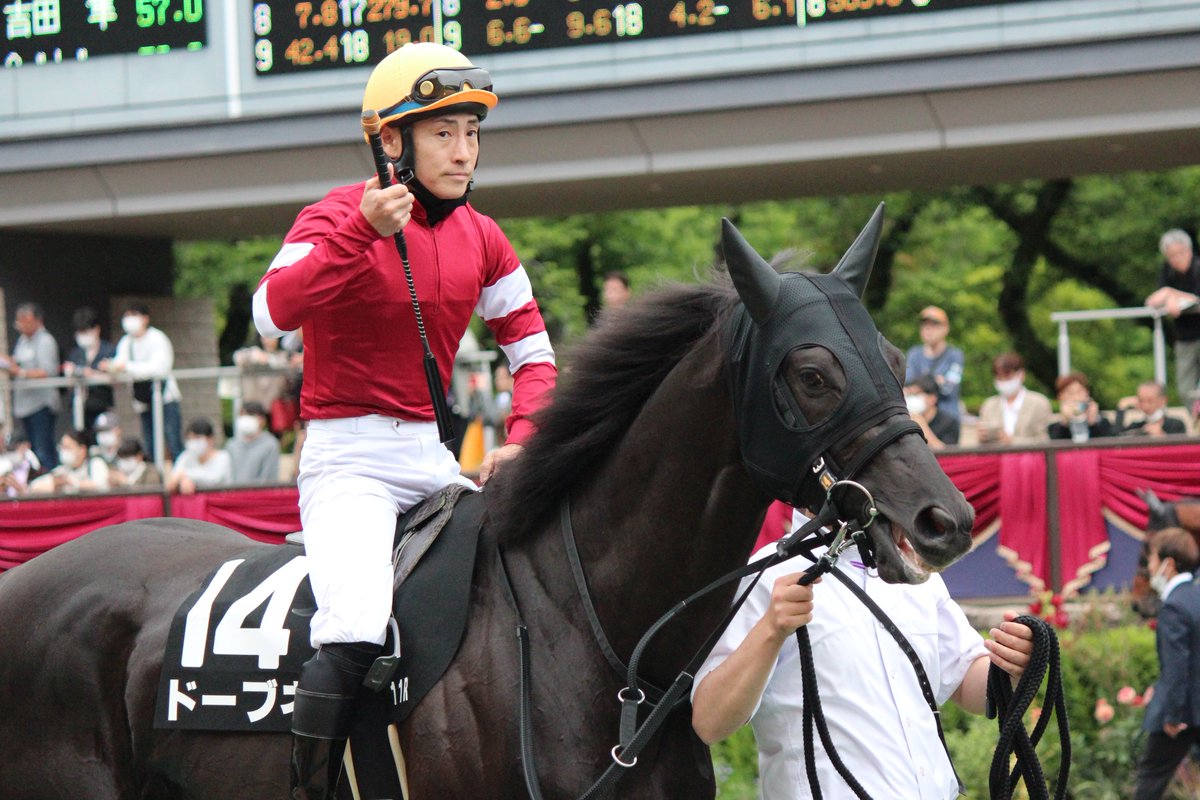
[1143,686,1155,704]
[1050,593,1064,608]
[1029,706,1042,722]
[1052,610,1070,629]
[1095,698,1115,725]
[1117,686,1137,705]
[1133,694,1146,707]
[1029,599,1043,615]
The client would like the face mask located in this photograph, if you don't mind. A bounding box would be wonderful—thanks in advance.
[184,438,209,458]
[96,430,118,449]
[58,447,78,468]
[1145,408,1165,424]
[235,415,261,439]
[905,394,927,415]
[75,332,98,349]
[1150,563,1171,596]
[118,457,139,474]
[994,376,1023,398]
[122,316,145,336]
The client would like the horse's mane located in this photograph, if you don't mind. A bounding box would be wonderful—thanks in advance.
[487,279,739,543]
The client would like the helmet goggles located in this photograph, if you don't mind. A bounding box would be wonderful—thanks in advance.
[381,66,494,119]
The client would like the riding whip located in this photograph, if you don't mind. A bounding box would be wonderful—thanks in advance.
[362,109,456,444]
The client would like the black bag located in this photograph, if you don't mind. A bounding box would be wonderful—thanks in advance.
[133,380,153,404]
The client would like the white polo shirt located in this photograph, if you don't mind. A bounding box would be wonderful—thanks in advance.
[694,539,986,799]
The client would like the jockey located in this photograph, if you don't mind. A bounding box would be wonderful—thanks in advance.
[252,42,557,799]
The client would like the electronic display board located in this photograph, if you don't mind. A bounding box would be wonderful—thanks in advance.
[252,0,1040,77]
[3,0,206,68]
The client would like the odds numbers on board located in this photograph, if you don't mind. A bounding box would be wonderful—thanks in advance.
[3,0,206,68]
[250,0,1037,76]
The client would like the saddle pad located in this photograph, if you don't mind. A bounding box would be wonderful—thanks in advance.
[380,488,485,726]
[155,543,315,732]
[153,489,486,733]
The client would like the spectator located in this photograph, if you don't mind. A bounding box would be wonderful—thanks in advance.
[29,429,109,494]
[109,436,163,489]
[226,402,281,484]
[90,412,122,466]
[1145,229,1200,406]
[904,305,964,425]
[1047,371,1114,442]
[233,333,294,413]
[63,306,117,433]
[976,352,1053,445]
[1132,528,1200,800]
[167,418,232,495]
[602,270,632,310]
[0,426,40,497]
[904,374,959,448]
[5,302,60,470]
[106,303,184,461]
[692,507,1035,799]
[1120,381,1189,437]
[489,362,514,447]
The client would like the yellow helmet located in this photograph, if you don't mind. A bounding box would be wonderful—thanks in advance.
[363,43,498,130]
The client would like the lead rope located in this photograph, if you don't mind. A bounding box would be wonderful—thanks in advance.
[985,615,1070,800]
[791,565,1070,799]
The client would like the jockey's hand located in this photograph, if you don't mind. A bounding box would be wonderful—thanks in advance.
[763,572,819,644]
[360,165,414,238]
[479,443,522,485]
[985,610,1034,681]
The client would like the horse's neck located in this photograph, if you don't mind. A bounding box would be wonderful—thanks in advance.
[568,342,768,669]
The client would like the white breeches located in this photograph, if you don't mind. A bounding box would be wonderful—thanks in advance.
[298,415,475,647]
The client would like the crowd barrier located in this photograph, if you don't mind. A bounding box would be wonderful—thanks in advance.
[937,437,1200,599]
[1,439,1198,598]
[0,485,299,571]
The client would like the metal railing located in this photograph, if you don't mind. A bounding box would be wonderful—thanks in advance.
[1050,306,1169,386]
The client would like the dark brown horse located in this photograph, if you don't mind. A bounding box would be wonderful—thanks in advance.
[0,212,974,799]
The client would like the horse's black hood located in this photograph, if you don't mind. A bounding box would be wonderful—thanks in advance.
[722,208,910,507]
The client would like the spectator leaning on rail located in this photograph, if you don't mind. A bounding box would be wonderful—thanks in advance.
[109,437,163,489]
[904,305,964,426]
[5,302,60,471]
[251,42,557,798]
[1119,381,1189,436]
[1145,229,1200,406]
[976,352,1053,445]
[63,306,118,433]
[166,418,231,495]
[903,374,958,448]
[105,303,184,461]
[29,429,109,495]
[1046,371,1114,443]
[225,401,281,484]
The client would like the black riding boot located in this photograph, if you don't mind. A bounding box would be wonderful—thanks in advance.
[290,642,382,800]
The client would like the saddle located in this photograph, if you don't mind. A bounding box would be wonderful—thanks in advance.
[154,484,485,737]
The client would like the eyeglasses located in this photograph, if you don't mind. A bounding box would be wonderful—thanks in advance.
[381,67,493,119]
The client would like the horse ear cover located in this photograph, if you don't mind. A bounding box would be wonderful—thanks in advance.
[722,218,781,325]
[830,202,885,299]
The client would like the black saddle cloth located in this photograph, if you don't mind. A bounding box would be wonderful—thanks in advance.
[154,486,485,738]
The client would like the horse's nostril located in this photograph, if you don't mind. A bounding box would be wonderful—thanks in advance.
[917,506,958,538]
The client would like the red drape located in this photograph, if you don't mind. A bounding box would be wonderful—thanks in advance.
[170,488,300,545]
[1097,444,1200,529]
[936,453,1002,535]
[0,494,164,570]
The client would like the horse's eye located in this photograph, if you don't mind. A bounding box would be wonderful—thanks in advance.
[798,369,825,389]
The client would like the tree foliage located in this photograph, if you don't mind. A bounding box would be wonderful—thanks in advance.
[175,166,1200,407]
